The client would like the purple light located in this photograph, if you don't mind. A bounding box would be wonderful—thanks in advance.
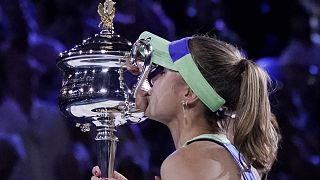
[309,155,320,166]
[260,2,270,14]
[309,65,319,75]
[187,5,197,17]
[214,19,225,31]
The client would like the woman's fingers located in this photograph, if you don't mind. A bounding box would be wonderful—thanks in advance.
[91,167,127,180]
[125,58,140,75]
[154,176,162,180]
[135,89,149,112]
[92,166,101,177]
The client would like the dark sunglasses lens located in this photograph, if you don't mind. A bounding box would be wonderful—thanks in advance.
[147,65,164,86]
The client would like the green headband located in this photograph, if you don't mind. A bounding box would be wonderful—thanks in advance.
[138,31,225,112]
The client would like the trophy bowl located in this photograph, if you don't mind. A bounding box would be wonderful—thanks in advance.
[57,30,145,126]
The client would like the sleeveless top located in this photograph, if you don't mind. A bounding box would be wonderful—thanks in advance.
[183,134,257,180]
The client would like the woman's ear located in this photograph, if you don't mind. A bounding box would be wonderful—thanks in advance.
[183,87,199,106]
[178,73,199,106]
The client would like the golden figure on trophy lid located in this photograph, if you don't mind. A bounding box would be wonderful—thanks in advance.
[98,0,116,29]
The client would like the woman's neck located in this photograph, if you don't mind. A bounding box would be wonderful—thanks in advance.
[167,110,218,149]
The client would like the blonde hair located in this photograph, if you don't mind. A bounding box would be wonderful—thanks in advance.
[189,36,281,173]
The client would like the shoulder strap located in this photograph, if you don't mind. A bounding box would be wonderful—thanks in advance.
[186,137,256,180]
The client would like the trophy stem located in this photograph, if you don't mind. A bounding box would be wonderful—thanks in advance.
[94,117,118,178]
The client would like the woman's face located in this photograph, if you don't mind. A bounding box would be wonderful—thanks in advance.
[144,68,188,123]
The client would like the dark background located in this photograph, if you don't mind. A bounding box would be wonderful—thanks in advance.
[0,0,320,179]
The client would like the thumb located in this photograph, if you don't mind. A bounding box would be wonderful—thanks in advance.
[154,176,161,180]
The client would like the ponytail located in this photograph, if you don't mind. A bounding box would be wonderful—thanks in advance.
[188,36,280,173]
[234,60,280,172]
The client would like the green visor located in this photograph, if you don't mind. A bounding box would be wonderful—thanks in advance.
[137,31,225,112]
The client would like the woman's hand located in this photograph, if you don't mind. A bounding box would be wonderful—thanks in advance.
[135,89,149,112]
[92,165,162,180]
[91,166,128,180]
[125,57,140,75]
[125,58,150,112]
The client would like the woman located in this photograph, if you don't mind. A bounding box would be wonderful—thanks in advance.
[92,31,280,180]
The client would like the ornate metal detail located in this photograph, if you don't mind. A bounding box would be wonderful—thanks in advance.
[98,0,116,30]
[118,57,130,118]
[76,123,91,132]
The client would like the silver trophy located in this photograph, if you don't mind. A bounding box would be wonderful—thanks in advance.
[57,0,146,178]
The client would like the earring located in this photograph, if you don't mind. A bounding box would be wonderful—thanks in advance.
[181,100,188,121]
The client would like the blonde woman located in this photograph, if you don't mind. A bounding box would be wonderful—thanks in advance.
[92,31,280,180]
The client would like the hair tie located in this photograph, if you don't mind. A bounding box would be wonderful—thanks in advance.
[238,58,249,75]
[216,106,236,119]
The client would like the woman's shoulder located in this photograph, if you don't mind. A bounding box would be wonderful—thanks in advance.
[160,141,241,180]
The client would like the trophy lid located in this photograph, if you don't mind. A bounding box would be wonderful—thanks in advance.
[57,0,132,70]
[57,30,132,69]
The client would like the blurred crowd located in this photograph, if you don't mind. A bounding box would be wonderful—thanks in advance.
[0,0,319,179]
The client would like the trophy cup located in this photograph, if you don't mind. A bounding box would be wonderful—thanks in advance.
[57,0,146,178]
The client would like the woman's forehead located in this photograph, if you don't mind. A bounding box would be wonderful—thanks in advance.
[166,69,186,84]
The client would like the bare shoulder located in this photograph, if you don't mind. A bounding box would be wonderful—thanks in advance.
[160,141,242,180]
